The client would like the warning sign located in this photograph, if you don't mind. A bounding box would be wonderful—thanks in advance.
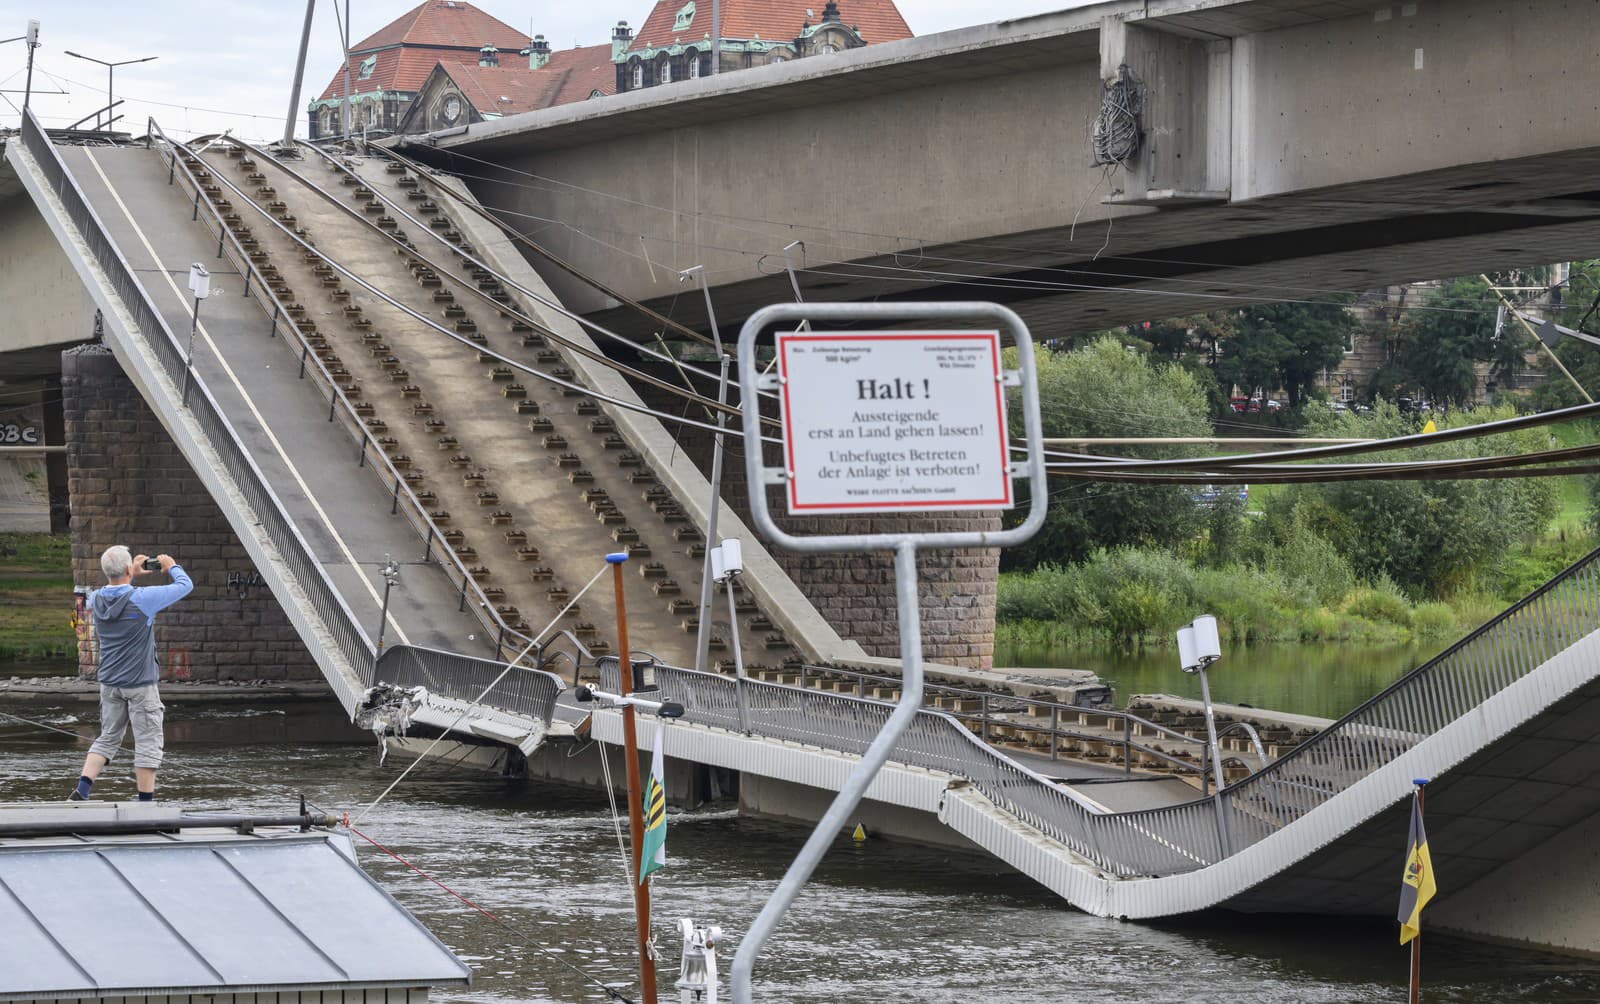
[777,331,1013,515]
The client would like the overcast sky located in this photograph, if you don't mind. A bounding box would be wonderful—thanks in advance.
[0,0,1084,141]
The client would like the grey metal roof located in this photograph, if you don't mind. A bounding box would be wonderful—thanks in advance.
[0,824,471,1000]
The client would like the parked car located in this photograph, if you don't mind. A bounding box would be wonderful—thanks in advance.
[1196,484,1249,507]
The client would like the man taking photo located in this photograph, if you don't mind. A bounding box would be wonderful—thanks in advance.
[70,545,193,802]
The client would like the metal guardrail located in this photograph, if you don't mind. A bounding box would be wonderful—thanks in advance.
[788,663,1215,781]
[599,546,1600,876]
[376,644,565,725]
[15,109,374,707]
[144,120,533,663]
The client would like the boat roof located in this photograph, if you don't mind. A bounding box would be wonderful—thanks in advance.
[0,802,471,1001]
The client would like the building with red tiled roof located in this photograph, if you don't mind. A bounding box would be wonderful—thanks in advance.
[612,0,911,93]
[397,40,617,135]
[307,0,531,140]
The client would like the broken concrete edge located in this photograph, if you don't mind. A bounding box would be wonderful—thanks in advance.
[409,165,872,669]
[0,677,333,701]
[1129,693,1334,732]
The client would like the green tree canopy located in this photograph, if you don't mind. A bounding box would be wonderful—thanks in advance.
[1215,298,1358,407]
[1005,336,1212,569]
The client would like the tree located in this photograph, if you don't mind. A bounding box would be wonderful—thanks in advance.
[1381,277,1500,408]
[1004,336,1213,569]
[1214,298,1357,407]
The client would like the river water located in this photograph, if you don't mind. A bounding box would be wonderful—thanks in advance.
[996,642,1432,720]
[4,666,1600,1002]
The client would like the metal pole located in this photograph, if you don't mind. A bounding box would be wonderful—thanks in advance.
[283,0,317,145]
[22,20,36,113]
[106,64,113,133]
[342,0,353,142]
[686,266,728,676]
[182,295,202,405]
[731,541,926,1004]
[1197,665,1231,855]
[1481,274,1592,403]
[711,0,720,75]
[612,555,660,1004]
[375,557,397,655]
[1409,783,1425,1004]
[726,574,749,733]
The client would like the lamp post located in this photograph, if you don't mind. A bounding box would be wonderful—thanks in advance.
[181,263,210,405]
[1177,613,1231,855]
[711,539,750,732]
[0,21,41,113]
[375,555,400,655]
[63,50,157,132]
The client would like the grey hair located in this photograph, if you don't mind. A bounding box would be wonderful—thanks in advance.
[100,545,133,581]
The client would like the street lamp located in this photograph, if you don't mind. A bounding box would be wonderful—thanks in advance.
[711,538,750,732]
[63,49,157,132]
[1177,613,1231,854]
[0,21,40,113]
[181,263,210,405]
[375,555,400,655]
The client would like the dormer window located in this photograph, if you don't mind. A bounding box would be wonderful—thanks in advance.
[357,55,377,80]
[688,48,700,78]
[673,1,695,31]
[659,55,673,84]
[631,59,643,89]
[818,42,839,54]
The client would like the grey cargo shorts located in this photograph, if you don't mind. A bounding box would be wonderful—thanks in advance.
[88,684,165,769]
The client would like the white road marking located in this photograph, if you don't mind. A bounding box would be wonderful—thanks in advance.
[81,147,411,647]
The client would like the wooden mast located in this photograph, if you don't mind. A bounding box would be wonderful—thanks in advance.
[610,551,659,1004]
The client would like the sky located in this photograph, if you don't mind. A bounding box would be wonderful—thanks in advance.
[0,0,1086,141]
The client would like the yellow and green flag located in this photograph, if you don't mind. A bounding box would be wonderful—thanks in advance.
[639,719,667,884]
[1398,789,1436,944]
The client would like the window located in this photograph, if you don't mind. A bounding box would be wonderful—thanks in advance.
[770,53,788,63]
[588,89,604,99]
[687,49,700,78]
[818,42,838,54]
[631,60,643,89]
[659,57,672,83]
[673,1,695,30]
[357,55,377,80]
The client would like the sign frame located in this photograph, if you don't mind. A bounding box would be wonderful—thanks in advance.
[775,329,1014,515]
[737,301,1047,555]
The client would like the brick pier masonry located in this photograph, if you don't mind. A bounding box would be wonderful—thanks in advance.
[62,345,324,686]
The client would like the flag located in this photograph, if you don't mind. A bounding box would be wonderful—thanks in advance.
[1398,790,1437,945]
[639,718,667,884]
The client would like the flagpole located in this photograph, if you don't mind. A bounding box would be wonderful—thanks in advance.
[1409,781,1425,1004]
[610,551,659,1004]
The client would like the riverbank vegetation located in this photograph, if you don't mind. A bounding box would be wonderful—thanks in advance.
[0,532,76,661]
[1000,327,1596,652]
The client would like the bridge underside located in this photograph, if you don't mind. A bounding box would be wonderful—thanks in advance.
[594,148,1600,343]
[408,0,1600,341]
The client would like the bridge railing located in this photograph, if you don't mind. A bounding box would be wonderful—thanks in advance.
[141,121,538,667]
[600,545,1600,876]
[598,660,1211,875]
[376,644,565,725]
[1198,544,1600,855]
[17,110,374,709]
[788,663,1214,782]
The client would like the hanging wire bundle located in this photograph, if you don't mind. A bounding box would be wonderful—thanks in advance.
[1091,63,1144,168]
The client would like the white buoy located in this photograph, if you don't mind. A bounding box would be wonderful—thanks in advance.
[675,917,722,1004]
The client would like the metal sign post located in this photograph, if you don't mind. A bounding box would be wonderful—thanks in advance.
[727,302,1047,1004]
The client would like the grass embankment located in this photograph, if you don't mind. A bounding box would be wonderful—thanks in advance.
[996,530,1592,652]
[0,532,77,661]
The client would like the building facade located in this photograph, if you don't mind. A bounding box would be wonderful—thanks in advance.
[612,0,912,94]
[397,39,616,135]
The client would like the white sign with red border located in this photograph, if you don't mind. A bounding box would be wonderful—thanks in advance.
[776,331,1013,515]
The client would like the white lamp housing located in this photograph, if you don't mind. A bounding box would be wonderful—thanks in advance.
[1191,614,1222,666]
[1176,626,1199,674]
[720,538,743,578]
[26,20,38,45]
[710,544,726,582]
[187,263,211,299]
